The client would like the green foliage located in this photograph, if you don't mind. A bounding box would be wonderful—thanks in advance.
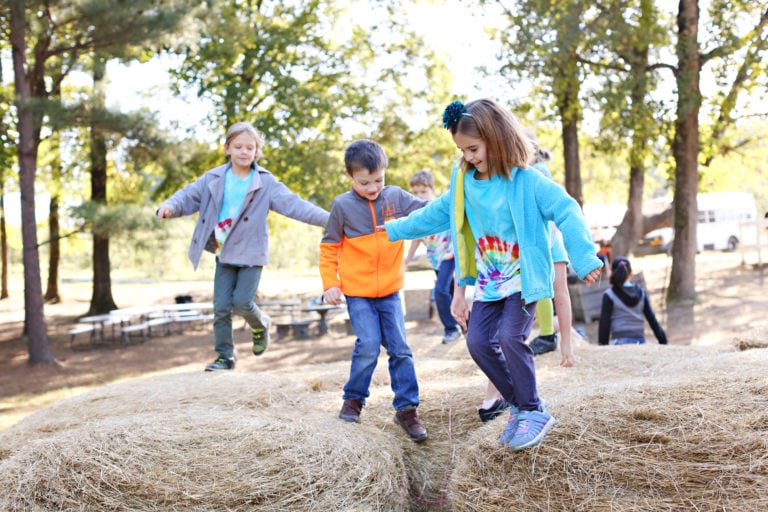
[70,201,163,238]
[168,0,452,208]
[267,214,325,270]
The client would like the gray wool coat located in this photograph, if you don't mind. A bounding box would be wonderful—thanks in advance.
[159,163,329,269]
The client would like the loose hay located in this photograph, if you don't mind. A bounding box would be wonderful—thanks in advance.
[2,341,768,511]
[0,372,408,511]
[449,345,768,511]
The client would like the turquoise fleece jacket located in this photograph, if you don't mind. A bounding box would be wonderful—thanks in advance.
[385,165,603,305]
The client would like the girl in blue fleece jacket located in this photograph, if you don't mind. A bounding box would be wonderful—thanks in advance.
[385,99,602,451]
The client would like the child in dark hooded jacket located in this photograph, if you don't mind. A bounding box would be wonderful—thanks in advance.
[598,257,668,345]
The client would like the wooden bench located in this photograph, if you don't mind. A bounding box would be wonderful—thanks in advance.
[273,318,318,340]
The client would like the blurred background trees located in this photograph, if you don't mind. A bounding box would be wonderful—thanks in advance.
[1,0,766,365]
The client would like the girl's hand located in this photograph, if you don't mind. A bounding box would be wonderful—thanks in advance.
[583,268,602,286]
[559,337,575,367]
[450,290,470,332]
[560,348,576,368]
[156,206,173,219]
[323,286,343,306]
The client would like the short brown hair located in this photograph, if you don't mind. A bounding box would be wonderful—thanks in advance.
[409,169,434,189]
[344,139,388,176]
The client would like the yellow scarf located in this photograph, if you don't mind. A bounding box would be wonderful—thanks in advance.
[453,169,478,282]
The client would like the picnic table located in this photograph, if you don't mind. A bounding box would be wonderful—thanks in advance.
[69,302,214,348]
[301,303,343,335]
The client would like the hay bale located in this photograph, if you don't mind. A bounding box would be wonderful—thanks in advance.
[2,340,768,511]
[449,346,768,511]
[0,372,408,511]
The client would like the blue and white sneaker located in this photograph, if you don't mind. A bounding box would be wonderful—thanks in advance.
[507,409,557,451]
[498,406,521,444]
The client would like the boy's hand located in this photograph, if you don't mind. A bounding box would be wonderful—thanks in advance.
[156,206,173,219]
[323,286,344,306]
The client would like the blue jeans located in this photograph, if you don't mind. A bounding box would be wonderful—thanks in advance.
[434,259,459,334]
[611,337,646,345]
[344,293,420,411]
[465,294,540,411]
[213,260,265,359]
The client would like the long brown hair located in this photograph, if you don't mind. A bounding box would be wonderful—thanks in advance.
[453,99,532,178]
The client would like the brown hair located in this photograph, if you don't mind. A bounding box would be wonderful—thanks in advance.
[224,122,266,160]
[453,99,533,178]
[525,128,552,164]
[409,169,434,189]
[344,139,388,176]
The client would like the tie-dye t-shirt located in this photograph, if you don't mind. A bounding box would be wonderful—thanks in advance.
[464,171,521,302]
[215,168,253,256]
[423,230,454,270]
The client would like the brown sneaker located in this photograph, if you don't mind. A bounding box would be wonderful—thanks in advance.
[339,398,363,423]
[394,407,428,442]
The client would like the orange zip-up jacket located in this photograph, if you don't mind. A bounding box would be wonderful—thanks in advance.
[320,186,427,298]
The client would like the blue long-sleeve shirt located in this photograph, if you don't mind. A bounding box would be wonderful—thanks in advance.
[385,164,602,305]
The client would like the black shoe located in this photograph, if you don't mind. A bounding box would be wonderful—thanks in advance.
[478,398,512,423]
[529,333,557,355]
[204,356,235,371]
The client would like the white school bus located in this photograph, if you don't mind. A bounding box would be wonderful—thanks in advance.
[696,192,759,251]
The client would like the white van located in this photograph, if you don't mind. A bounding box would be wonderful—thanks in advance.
[696,192,759,251]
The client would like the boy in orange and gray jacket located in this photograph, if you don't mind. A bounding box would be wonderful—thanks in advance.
[319,139,428,442]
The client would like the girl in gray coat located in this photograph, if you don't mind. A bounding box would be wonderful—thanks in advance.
[157,122,329,371]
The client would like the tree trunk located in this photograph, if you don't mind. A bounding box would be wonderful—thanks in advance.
[0,182,8,300]
[561,101,583,208]
[667,0,700,304]
[88,56,117,315]
[10,0,55,365]
[612,34,651,259]
[44,194,61,303]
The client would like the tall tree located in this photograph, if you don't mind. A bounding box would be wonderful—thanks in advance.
[586,0,668,257]
[0,181,7,301]
[10,0,54,364]
[665,2,767,302]
[492,0,589,206]
[666,0,700,303]
[87,55,117,314]
[0,46,13,301]
[7,0,200,365]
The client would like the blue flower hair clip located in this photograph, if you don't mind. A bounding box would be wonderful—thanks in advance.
[442,100,471,131]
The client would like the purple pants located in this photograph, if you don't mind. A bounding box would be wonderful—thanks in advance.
[466,293,541,411]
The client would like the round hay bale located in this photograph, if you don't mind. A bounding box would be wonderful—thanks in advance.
[0,372,409,511]
[448,347,768,511]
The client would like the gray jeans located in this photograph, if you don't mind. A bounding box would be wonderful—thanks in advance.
[212,260,265,359]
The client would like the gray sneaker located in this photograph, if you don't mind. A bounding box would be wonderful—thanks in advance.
[442,329,463,344]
